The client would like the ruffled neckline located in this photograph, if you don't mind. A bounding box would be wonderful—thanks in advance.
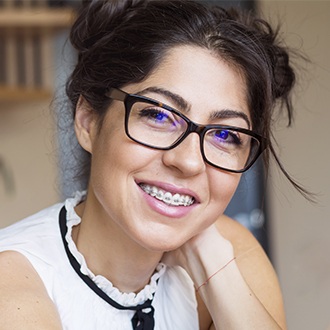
[63,191,166,307]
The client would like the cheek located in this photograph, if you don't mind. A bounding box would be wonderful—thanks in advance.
[90,128,156,188]
[88,124,128,192]
[209,171,241,213]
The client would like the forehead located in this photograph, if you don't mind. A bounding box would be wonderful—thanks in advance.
[125,45,250,124]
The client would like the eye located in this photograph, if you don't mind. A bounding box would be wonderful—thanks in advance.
[213,129,241,145]
[216,130,229,140]
[204,128,245,154]
[130,101,187,134]
[139,108,171,124]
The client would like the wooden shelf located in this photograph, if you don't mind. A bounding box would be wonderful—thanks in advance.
[0,7,75,102]
[0,87,52,102]
[0,8,75,29]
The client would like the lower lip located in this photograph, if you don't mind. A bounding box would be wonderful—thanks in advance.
[139,186,196,219]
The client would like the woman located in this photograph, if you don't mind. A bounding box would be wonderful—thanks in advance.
[0,0,298,329]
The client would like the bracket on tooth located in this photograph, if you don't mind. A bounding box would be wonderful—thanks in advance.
[140,183,194,206]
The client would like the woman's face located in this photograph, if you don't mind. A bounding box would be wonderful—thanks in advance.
[78,45,250,252]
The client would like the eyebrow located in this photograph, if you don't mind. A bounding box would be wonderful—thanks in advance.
[209,109,251,128]
[136,86,251,128]
[137,87,191,112]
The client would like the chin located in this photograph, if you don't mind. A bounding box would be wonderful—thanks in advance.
[137,232,192,253]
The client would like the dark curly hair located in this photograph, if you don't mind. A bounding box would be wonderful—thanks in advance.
[63,0,310,199]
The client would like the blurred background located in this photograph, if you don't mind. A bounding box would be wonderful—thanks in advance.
[0,0,329,329]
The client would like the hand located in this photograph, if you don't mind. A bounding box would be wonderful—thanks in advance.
[161,223,235,287]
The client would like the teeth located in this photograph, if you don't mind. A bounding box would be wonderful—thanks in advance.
[156,190,164,200]
[140,184,194,207]
[151,186,158,197]
[163,192,172,204]
[172,194,181,206]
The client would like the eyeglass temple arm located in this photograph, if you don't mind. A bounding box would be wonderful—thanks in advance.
[107,88,127,102]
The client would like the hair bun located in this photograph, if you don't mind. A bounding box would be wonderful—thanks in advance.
[70,0,146,52]
[272,46,295,97]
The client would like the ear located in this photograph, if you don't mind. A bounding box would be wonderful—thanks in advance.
[74,95,97,153]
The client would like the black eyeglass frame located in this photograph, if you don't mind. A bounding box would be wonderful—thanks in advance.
[106,88,267,173]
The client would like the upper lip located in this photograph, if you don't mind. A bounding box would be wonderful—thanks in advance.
[135,179,200,203]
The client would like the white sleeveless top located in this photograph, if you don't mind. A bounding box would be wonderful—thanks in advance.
[0,192,199,329]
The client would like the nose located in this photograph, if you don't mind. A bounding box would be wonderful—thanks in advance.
[162,133,206,177]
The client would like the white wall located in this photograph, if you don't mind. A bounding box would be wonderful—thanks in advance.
[0,100,59,227]
[0,30,71,228]
[257,1,330,329]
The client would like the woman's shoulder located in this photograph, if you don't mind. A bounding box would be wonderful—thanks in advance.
[215,214,261,253]
[0,251,62,329]
[0,202,63,237]
[0,202,64,256]
[0,203,69,302]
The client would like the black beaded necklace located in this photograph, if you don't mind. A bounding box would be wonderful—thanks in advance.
[59,206,155,330]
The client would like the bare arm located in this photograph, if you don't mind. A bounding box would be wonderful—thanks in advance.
[0,251,62,330]
[165,215,286,330]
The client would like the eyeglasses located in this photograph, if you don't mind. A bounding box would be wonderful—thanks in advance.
[106,88,267,173]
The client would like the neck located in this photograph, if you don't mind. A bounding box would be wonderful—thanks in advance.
[73,201,163,294]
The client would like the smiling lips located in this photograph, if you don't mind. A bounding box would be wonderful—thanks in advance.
[139,183,195,207]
